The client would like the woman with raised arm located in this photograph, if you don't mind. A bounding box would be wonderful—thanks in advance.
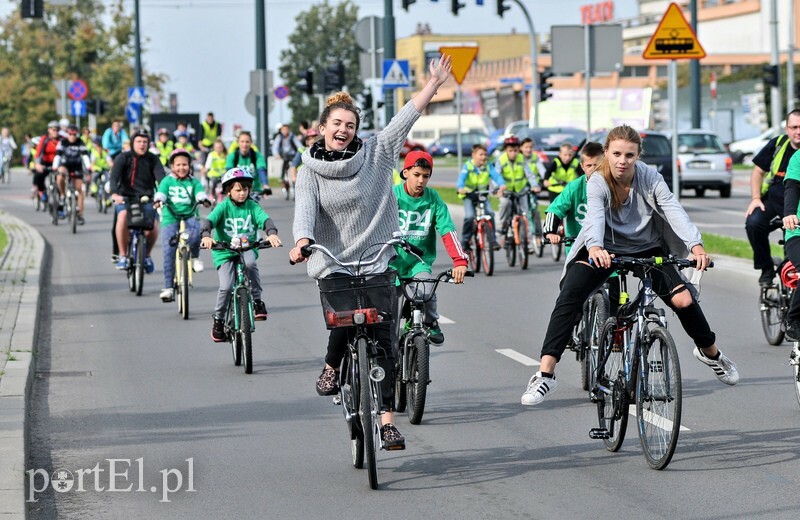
[289,55,452,449]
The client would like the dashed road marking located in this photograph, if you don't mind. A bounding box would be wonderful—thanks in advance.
[496,348,540,366]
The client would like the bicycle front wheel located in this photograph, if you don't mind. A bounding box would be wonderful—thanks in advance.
[179,249,190,320]
[393,339,407,413]
[792,344,800,408]
[636,326,682,470]
[551,241,562,262]
[518,218,529,270]
[596,317,628,452]
[340,352,364,469]
[471,236,482,273]
[134,233,146,296]
[70,191,77,234]
[505,228,516,267]
[479,223,494,276]
[407,335,429,425]
[357,337,378,489]
[582,291,609,391]
[238,287,253,374]
[760,285,785,345]
[532,213,544,257]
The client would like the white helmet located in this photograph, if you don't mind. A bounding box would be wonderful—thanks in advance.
[59,118,70,127]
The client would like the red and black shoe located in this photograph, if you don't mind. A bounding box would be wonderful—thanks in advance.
[211,317,226,343]
[254,299,268,321]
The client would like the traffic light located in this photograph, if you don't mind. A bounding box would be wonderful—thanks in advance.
[402,0,416,11]
[362,91,374,130]
[323,62,345,92]
[497,0,510,17]
[85,99,108,115]
[298,69,314,95]
[21,0,43,19]
[762,64,779,88]
[451,0,465,15]
[539,71,554,102]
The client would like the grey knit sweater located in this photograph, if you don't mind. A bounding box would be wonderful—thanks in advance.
[293,101,422,279]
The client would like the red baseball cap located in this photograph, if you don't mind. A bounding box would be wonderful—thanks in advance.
[403,150,434,171]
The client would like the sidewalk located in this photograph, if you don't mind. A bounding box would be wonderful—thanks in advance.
[0,210,46,519]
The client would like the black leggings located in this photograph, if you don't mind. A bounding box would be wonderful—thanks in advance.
[539,247,716,361]
[326,323,395,411]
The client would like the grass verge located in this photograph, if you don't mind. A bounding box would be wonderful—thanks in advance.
[0,224,7,258]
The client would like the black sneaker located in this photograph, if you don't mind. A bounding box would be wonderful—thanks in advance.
[759,268,775,287]
[426,321,444,345]
[254,299,268,321]
[786,319,800,341]
[211,317,226,343]
[380,423,406,450]
[316,367,339,396]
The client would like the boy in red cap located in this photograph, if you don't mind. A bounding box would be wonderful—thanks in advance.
[390,150,469,344]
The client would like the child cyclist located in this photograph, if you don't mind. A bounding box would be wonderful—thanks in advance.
[154,149,210,303]
[392,151,469,345]
[543,142,580,202]
[456,143,506,251]
[202,138,228,203]
[200,167,282,342]
[496,136,540,242]
[544,141,604,250]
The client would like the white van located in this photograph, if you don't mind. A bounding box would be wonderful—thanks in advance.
[409,114,492,148]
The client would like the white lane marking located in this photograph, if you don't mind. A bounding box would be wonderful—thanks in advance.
[628,404,690,431]
[438,315,455,324]
[496,349,540,366]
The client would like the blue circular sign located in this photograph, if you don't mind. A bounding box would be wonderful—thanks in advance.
[68,79,88,101]
[274,85,289,100]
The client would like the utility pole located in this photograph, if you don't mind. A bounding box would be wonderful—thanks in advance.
[769,0,782,131]
[134,0,143,125]
[256,0,269,153]
[383,0,396,121]
[787,0,796,112]
[689,0,700,128]
[510,0,538,128]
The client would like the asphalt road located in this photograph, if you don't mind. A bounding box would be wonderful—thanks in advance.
[1,170,798,519]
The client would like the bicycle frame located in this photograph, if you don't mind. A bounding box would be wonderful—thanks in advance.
[472,191,494,250]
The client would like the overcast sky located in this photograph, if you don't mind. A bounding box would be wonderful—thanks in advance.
[2,0,637,133]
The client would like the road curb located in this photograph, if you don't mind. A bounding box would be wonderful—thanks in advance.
[0,210,46,518]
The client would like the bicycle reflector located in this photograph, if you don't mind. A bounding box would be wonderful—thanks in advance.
[324,308,383,328]
[781,261,800,289]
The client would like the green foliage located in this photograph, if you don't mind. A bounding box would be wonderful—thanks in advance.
[0,224,6,258]
[278,0,363,127]
[0,0,166,139]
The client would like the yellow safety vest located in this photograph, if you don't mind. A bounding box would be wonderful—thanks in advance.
[156,140,174,165]
[393,168,403,186]
[207,150,227,178]
[459,160,491,199]
[201,121,220,148]
[548,157,580,194]
[498,153,528,193]
[761,135,790,195]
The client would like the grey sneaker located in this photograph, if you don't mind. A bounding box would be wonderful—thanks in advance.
[693,347,739,385]
[521,371,558,405]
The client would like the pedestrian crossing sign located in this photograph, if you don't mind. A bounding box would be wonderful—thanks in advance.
[383,59,410,89]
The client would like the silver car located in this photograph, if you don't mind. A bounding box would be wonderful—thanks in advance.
[677,130,733,198]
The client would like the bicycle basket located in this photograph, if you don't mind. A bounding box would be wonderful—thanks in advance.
[126,202,156,230]
[780,259,799,289]
[318,271,397,329]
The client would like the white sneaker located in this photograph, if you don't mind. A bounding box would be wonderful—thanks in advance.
[160,288,174,302]
[521,371,558,406]
[693,347,739,385]
[192,258,204,272]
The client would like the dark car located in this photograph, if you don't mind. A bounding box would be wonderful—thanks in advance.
[580,130,674,190]
[429,131,489,157]
[517,127,587,163]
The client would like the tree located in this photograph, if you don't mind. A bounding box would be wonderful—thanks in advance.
[278,0,362,128]
[0,0,166,141]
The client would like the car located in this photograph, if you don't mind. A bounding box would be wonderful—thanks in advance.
[487,128,505,156]
[401,138,427,157]
[517,127,587,163]
[728,127,779,165]
[428,130,489,157]
[580,129,674,190]
[675,130,733,198]
[503,119,530,138]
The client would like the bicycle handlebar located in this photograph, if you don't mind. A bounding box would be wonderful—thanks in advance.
[157,198,212,220]
[289,236,422,270]
[611,255,714,270]
[543,236,575,246]
[400,269,475,284]
[211,239,275,253]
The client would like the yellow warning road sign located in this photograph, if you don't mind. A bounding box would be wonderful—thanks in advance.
[439,46,479,85]
[642,2,706,60]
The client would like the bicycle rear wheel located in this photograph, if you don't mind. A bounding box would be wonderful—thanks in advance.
[357,338,378,489]
[407,335,429,425]
[518,218,529,270]
[637,326,682,470]
[479,223,494,276]
[760,285,785,345]
[179,249,190,320]
[532,212,544,257]
[238,287,253,374]
[134,233,146,296]
[582,291,609,391]
[471,236,482,274]
[595,317,628,452]
[70,190,77,234]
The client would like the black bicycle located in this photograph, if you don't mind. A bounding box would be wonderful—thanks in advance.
[590,255,710,470]
[394,269,472,425]
[294,236,421,490]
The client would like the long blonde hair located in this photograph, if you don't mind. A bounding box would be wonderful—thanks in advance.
[596,125,642,211]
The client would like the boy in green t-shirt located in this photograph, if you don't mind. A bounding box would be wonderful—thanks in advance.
[200,167,283,342]
[154,149,210,302]
[391,151,469,344]
[543,141,604,248]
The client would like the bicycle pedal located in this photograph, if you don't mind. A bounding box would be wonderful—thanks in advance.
[588,390,603,403]
[331,395,342,405]
[589,428,611,439]
[382,443,406,451]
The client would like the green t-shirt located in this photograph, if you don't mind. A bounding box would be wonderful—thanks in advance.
[389,184,456,278]
[206,197,270,268]
[784,152,800,240]
[226,150,267,192]
[545,175,587,241]
[156,175,205,226]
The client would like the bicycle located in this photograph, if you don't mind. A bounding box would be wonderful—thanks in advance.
[529,192,546,258]
[394,269,473,425]
[120,196,155,297]
[293,236,419,490]
[46,170,62,226]
[31,166,50,212]
[464,189,496,276]
[211,238,276,374]
[502,188,531,270]
[93,170,112,214]
[158,199,210,319]
[0,151,11,183]
[63,174,81,234]
[589,255,709,470]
